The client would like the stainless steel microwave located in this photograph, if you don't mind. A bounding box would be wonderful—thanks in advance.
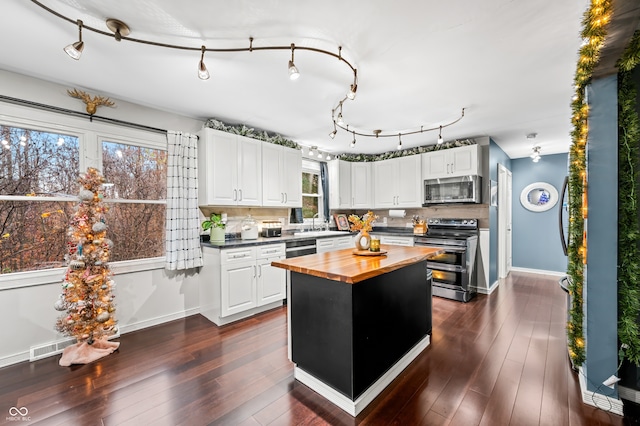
[423,175,482,205]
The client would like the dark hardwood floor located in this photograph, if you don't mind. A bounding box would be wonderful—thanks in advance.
[0,272,627,425]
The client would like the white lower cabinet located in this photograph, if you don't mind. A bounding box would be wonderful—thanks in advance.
[316,236,353,253]
[201,243,286,325]
[374,235,415,247]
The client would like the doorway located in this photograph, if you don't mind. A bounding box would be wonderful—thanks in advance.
[498,163,512,279]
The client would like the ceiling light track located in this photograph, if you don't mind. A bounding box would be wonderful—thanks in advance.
[31,0,357,73]
[331,101,465,140]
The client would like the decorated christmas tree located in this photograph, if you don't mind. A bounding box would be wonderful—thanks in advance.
[54,167,119,366]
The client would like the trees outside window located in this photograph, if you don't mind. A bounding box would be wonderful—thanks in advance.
[0,125,167,274]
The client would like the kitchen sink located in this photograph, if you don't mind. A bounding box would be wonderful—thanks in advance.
[293,230,350,237]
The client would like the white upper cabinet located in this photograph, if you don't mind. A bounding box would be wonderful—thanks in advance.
[373,155,422,208]
[198,128,262,206]
[328,160,373,209]
[422,144,481,179]
[351,162,373,208]
[328,160,352,209]
[262,143,302,207]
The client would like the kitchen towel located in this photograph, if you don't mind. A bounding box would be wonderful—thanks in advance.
[389,209,406,218]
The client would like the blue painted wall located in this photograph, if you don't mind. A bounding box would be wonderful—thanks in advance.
[511,153,568,272]
[488,139,511,286]
[585,74,618,395]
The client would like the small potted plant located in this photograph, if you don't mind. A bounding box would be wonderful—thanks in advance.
[202,213,226,243]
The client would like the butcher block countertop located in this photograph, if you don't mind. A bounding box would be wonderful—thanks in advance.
[271,245,443,284]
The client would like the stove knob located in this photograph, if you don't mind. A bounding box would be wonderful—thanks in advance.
[462,220,468,225]
[469,219,475,225]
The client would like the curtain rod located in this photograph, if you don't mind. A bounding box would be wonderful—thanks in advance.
[0,94,167,135]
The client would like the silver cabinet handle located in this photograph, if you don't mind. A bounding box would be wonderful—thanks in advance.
[284,193,288,203]
[281,192,284,203]
[233,189,238,201]
[451,163,454,174]
[239,189,243,201]
[447,164,450,174]
[258,264,262,277]
[253,265,257,278]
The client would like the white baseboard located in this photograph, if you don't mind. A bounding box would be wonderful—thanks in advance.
[510,267,566,277]
[295,335,430,417]
[118,307,199,334]
[0,307,200,368]
[475,280,499,295]
[578,366,624,416]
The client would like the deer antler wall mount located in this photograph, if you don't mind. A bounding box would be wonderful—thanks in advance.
[67,89,115,115]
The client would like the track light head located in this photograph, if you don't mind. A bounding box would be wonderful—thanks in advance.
[350,133,356,148]
[397,134,402,150]
[347,84,357,100]
[198,45,210,80]
[329,129,337,139]
[337,113,344,126]
[64,20,84,60]
[437,126,443,144]
[288,44,300,80]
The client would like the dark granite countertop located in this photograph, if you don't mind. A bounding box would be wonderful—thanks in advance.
[200,227,419,249]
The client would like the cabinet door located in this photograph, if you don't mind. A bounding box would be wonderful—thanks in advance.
[373,160,396,208]
[262,143,284,206]
[221,260,257,317]
[327,161,340,209]
[351,162,371,208]
[199,130,238,206]
[450,145,478,176]
[257,258,286,306]
[282,147,302,207]
[237,136,262,206]
[396,155,422,208]
[422,150,448,179]
[338,160,352,208]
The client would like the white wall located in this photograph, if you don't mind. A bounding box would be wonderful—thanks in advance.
[0,69,206,367]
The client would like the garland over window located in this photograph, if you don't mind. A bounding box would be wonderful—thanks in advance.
[567,0,612,367]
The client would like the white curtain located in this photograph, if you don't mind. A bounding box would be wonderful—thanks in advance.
[165,131,203,270]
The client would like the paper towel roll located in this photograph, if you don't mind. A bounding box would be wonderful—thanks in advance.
[389,209,406,218]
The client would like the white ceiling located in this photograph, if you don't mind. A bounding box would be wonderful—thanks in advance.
[1,0,589,159]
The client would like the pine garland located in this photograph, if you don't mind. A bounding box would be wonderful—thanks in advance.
[617,31,640,365]
[566,0,612,367]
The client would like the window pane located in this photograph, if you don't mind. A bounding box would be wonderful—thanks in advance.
[102,141,167,200]
[302,172,319,195]
[105,203,165,261]
[0,200,72,274]
[0,126,79,196]
[302,196,318,218]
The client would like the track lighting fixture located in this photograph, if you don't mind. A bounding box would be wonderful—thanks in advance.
[350,132,356,148]
[330,104,464,148]
[317,150,323,159]
[397,134,402,150]
[325,153,332,160]
[198,45,210,80]
[531,146,542,162]
[105,18,130,42]
[347,84,357,100]
[64,19,84,60]
[288,44,300,80]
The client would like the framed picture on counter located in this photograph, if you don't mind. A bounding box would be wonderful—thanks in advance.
[334,214,350,231]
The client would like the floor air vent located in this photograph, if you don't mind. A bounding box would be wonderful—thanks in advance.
[29,333,120,362]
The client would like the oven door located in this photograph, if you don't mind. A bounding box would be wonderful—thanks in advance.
[430,268,467,291]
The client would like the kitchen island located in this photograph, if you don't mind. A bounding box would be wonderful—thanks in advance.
[271,244,442,416]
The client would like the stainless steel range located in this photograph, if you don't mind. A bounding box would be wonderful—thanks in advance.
[414,218,478,302]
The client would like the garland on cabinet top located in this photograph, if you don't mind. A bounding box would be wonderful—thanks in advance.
[566,0,612,368]
[617,30,640,366]
[204,117,475,161]
[204,119,301,150]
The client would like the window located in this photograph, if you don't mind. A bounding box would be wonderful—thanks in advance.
[301,160,323,219]
[0,126,80,273]
[0,120,167,275]
[101,141,167,262]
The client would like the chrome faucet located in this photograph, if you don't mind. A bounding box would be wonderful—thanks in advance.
[312,213,319,231]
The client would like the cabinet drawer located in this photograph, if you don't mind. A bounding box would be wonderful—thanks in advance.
[221,247,256,263]
[334,236,353,248]
[256,243,285,259]
[380,236,414,247]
